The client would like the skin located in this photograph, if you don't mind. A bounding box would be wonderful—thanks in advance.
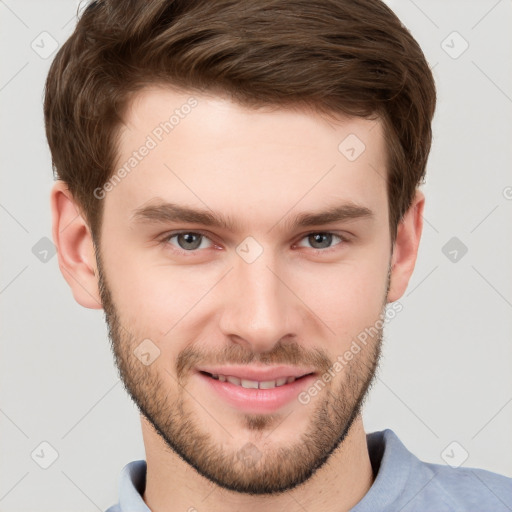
[51,86,424,512]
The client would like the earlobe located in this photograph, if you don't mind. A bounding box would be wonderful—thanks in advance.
[50,181,103,309]
[387,189,425,303]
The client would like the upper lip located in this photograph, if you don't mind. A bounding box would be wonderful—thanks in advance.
[196,365,316,381]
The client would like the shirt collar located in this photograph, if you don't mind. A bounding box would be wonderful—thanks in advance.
[118,459,150,512]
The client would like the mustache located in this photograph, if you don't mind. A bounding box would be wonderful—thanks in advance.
[176,340,333,380]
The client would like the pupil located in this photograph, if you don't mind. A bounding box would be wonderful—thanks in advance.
[310,233,331,249]
[179,233,201,250]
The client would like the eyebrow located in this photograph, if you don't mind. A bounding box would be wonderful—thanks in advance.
[131,200,374,232]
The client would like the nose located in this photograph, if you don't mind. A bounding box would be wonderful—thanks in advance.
[218,251,303,354]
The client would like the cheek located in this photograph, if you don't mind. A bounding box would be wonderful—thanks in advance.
[102,248,218,347]
[101,224,390,358]
[291,246,390,344]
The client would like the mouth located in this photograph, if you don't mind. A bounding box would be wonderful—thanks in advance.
[200,371,313,389]
[195,367,317,414]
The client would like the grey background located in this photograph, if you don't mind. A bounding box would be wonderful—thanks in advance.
[1,0,511,510]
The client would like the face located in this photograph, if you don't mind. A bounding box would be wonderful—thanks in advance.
[96,87,393,494]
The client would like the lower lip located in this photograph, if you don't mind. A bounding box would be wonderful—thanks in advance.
[197,372,316,414]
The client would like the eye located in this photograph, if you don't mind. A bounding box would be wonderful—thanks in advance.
[162,231,214,252]
[296,232,347,252]
[159,230,348,256]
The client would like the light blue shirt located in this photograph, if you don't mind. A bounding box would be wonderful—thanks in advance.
[105,429,512,511]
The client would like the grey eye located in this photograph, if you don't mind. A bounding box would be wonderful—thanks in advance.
[166,232,213,251]
[306,233,334,249]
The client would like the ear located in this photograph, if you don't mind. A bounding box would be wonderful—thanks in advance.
[387,189,425,303]
[50,180,102,309]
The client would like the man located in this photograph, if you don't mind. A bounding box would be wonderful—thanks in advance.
[44,0,512,510]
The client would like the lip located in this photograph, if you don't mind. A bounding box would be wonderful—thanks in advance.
[196,366,317,414]
[196,364,316,381]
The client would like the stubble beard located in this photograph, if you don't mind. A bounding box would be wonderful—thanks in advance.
[96,252,387,495]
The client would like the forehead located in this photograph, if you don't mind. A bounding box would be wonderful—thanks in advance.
[106,86,388,231]
[121,85,383,152]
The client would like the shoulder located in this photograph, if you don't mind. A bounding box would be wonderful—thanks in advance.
[420,460,512,510]
[361,429,512,512]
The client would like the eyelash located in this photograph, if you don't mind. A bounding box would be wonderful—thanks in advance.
[158,230,350,256]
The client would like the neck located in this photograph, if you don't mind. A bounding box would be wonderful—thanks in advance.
[141,414,374,512]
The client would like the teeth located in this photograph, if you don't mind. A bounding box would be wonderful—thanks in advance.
[211,373,298,389]
[241,379,259,389]
[226,376,241,386]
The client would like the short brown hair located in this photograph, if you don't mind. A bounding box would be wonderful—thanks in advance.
[44,0,436,243]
